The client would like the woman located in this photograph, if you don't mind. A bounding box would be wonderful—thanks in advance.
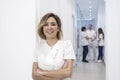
[32,13,76,80]
[97,28,104,63]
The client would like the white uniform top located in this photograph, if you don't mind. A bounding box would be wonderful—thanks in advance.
[86,29,96,44]
[98,34,104,46]
[33,40,76,80]
[81,31,89,46]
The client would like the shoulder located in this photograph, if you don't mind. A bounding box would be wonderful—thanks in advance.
[86,30,89,33]
[99,33,103,35]
[59,40,73,48]
[59,40,72,44]
[81,31,85,34]
[99,33,103,37]
[92,29,95,32]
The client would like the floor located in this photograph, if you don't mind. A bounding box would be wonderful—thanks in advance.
[71,60,105,80]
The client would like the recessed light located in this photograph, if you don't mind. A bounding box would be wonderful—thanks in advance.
[89,6,92,8]
[89,1,91,4]
[89,9,92,12]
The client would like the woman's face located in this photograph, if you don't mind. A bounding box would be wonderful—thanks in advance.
[43,17,59,39]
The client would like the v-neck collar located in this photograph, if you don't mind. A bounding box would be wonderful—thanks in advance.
[45,40,60,49]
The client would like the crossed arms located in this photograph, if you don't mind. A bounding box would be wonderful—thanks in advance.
[32,59,74,80]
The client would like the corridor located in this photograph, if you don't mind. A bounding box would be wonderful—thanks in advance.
[1,0,120,80]
[72,61,105,80]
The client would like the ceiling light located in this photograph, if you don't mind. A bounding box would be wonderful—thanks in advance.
[89,9,92,12]
[89,6,92,8]
[89,1,91,4]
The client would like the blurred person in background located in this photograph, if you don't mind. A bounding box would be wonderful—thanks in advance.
[97,28,104,63]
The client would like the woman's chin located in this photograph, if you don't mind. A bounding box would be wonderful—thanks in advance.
[46,36,56,39]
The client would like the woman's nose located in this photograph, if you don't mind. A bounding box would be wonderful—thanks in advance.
[47,24,52,29]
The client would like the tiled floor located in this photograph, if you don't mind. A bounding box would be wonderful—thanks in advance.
[71,61,105,80]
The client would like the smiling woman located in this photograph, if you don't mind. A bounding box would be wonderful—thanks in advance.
[37,13,63,40]
[32,13,76,80]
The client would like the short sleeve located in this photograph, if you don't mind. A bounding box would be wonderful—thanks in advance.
[33,45,39,62]
[64,40,76,60]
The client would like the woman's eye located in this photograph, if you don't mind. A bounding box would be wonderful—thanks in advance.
[44,23,48,26]
[51,23,56,26]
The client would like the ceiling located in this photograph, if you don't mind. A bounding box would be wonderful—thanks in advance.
[76,0,99,20]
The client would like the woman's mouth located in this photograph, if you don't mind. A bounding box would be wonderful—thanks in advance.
[46,30,54,34]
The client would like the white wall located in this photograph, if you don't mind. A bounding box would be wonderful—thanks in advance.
[38,0,59,24]
[59,0,75,43]
[105,0,120,80]
[0,0,35,80]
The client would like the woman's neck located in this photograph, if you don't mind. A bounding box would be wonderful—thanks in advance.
[46,38,58,47]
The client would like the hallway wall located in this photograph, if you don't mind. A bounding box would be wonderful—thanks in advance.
[0,0,36,80]
[105,0,120,80]
[97,0,105,29]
